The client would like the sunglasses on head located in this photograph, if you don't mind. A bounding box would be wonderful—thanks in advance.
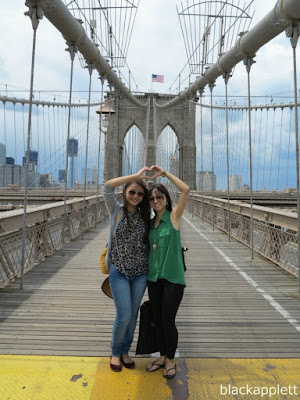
[149,194,165,202]
[128,189,145,198]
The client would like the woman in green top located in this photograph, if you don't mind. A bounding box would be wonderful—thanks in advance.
[146,165,189,379]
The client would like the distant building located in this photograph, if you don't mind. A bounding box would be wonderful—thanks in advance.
[92,165,98,184]
[28,171,40,187]
[6,157,14,165]
[0,164,25,187]
[59,169,66,182]
[196,170,216,191]
[229,175,242,191]
[0,143,6,165]
[40,174,53,188]
[68,138,78,188]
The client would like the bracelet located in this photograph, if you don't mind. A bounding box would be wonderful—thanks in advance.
[161,170,167,177]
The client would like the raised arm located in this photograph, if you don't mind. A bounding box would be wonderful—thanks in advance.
[105,166,150,188]
[150,165,189,228]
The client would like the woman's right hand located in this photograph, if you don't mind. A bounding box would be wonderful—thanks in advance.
[149,165,165,179]
[136,166,151,179]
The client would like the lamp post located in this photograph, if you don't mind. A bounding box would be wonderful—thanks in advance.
[96,97,115,183]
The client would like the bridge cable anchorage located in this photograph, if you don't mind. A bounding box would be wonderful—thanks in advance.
[222,70,232,242]
[243,54,256,260]
[286,22,300,290]
[20,1,44,290]
[61,43,77,256]
[82,63,95,239]
[208,81,216,232]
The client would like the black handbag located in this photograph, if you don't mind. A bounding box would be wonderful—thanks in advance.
[136,300,158,355]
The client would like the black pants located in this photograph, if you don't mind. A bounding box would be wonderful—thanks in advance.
[147,279,184,359]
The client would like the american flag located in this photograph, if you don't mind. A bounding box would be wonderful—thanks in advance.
[152,74,164,83]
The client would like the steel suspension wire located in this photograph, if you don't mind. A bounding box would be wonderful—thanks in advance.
[288,24,300,288]
[82,64,94,237]
[276,107,284,190]
[20,8,41,290]
[61,44,76,256]
[209,83,215,231]
[262,109,269,189]
[255,109,263,189]
[286,108,293,188]
[245,55,255,260]
[223,72,231,241]
[13,103,17,162]
[199,90,204,222]
[269,109,276,190]
[95,77,104,229]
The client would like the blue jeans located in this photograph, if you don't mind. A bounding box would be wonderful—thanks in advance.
[109,264,147,357]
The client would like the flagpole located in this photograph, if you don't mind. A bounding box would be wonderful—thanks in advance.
[151,75,153,92]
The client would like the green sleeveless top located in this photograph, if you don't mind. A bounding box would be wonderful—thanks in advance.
[148,210,186,286]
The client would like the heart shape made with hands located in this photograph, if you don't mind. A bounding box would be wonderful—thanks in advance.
[140,165,163,179]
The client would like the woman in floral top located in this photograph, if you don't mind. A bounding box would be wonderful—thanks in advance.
[103,167,151,372]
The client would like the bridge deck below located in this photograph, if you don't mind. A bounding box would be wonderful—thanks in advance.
[0,211,300,358]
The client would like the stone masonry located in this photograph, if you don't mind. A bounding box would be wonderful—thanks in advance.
[105,92,197,189]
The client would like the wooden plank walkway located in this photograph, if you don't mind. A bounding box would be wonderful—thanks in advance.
[0,211,300,357]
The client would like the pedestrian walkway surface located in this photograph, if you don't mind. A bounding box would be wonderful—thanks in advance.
[1,211,300,399]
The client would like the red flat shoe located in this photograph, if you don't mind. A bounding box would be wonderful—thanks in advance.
[110,356,122,372]
[121,355,135,369]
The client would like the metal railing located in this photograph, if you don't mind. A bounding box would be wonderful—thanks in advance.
[186,193,298,277]
[0,194,117,288]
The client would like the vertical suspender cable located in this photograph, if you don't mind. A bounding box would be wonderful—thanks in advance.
[276,107,284,190]
[199,90,204,222]
[13,103,17,162]
[223,71,231,241]
[20,5,41,289]
[95,77,104,229]
[244,55,255,259]
[209,83,215,230]
[287,23,300,289]
[61,43,76,256]
[82,64,94,237]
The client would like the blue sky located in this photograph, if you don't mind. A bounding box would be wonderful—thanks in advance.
[0,1,299,188]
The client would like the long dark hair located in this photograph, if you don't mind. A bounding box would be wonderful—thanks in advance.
[122,179,151,242]
[149,184,172,213]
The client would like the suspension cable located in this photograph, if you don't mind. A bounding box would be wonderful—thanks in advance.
[244,54,255,259]
[199,89,204,222]
[209,82,215,231]
[20,3,43,289]
[287,22,300,288]
[82,63,94,237]
[61,43,77,255]
[95,76,104,229]
[223,70,232,241]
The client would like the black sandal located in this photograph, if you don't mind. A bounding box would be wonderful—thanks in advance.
[146,361,165,372]
[163,364,176,379]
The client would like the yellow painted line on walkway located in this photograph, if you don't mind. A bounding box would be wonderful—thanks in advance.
[0,356,300,400]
